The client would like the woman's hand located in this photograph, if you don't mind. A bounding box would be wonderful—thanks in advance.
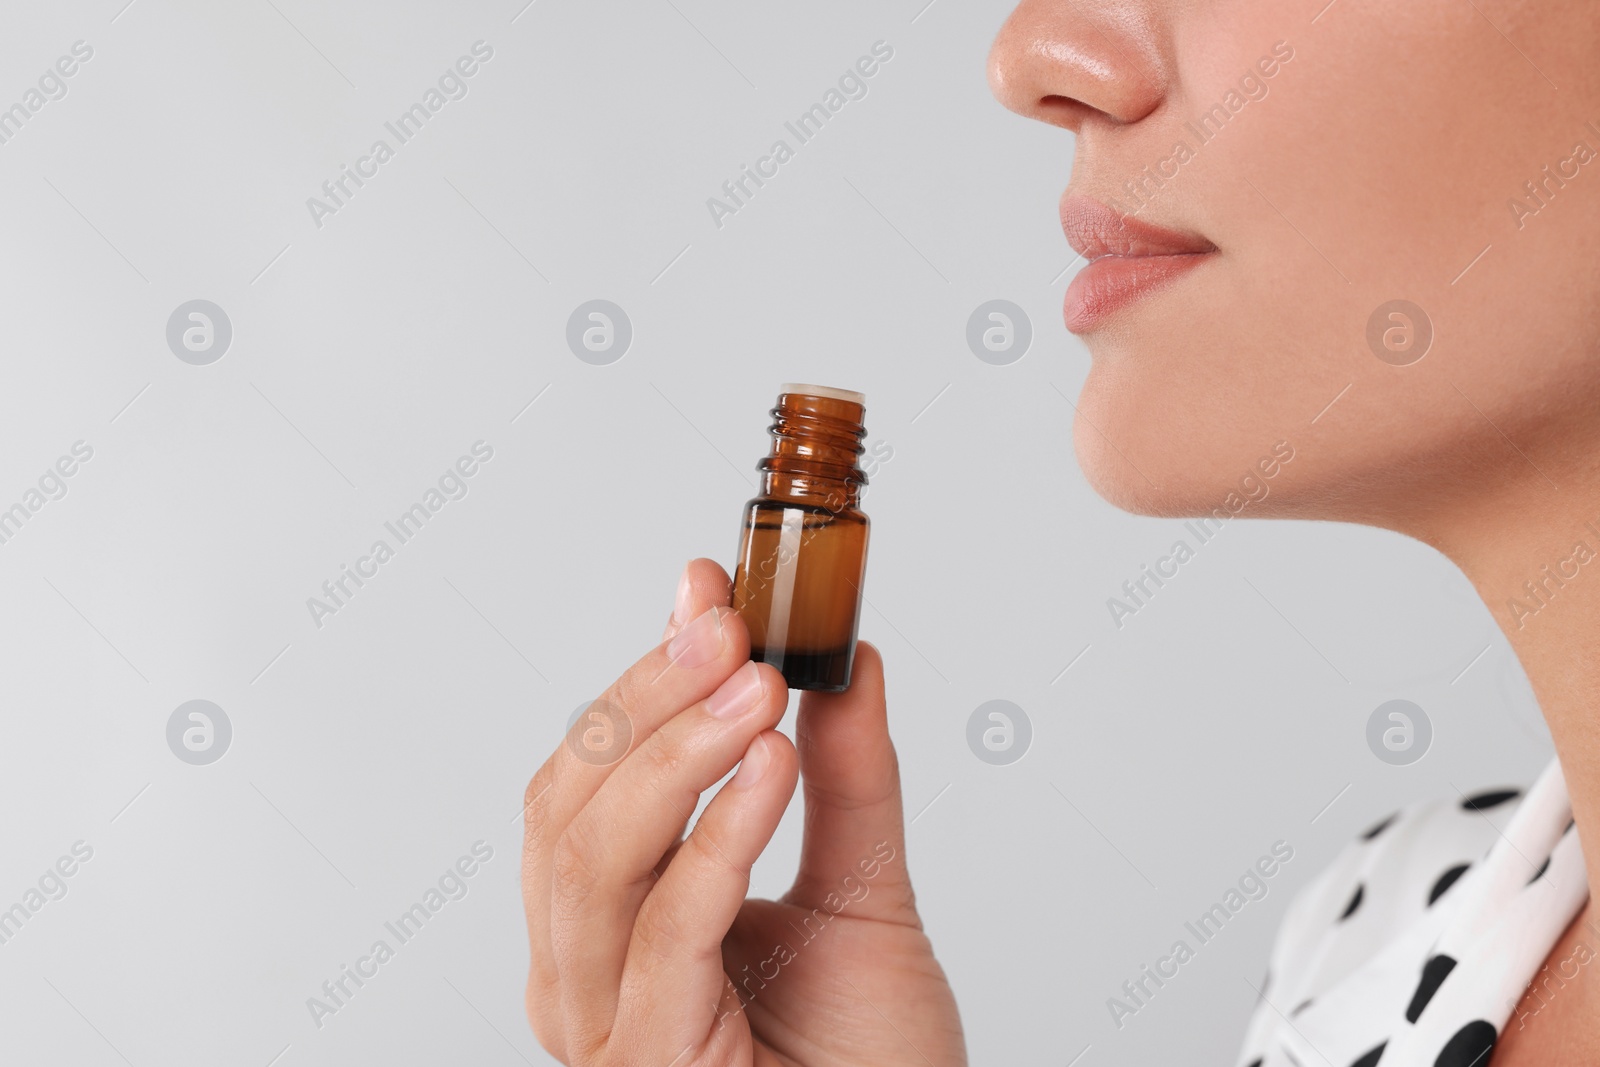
[521,558,966,1066]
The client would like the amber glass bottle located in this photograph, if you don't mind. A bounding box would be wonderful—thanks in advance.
[732,384,871,692]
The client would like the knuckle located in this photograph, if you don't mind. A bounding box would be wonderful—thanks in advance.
[525,762,554,811]
[632,896,693,966]
[607,669,652,727]
[685,828,745,883]
[524,975,566,1061]
[522,764,557,840]
[550,819,606,908]
[636,731,692,784]
[880,878,922,923]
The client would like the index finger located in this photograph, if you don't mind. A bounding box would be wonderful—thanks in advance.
[522,561,743,1030]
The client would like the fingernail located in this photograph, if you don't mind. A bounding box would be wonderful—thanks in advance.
[671,565,693,627]
[705,662,764,720]
[666,607,725,669]
[731,734,769,789]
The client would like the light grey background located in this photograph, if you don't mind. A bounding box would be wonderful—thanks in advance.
[0,1,1553,1064]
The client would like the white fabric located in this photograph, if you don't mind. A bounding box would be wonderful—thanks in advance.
[1238,759,1589,1067]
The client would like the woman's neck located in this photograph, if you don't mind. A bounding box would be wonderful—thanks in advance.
[1416,473,1600,901]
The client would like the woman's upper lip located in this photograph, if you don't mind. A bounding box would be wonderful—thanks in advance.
[1059,194,1217,260]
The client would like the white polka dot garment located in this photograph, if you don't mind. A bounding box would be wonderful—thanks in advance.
[1237,759,1589,1067]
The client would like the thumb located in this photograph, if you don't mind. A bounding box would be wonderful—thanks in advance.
[784,641,920,926]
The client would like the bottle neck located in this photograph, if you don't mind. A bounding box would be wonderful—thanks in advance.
[757,391,867,512]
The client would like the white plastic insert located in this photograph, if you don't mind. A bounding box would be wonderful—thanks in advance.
[779,383,866,404]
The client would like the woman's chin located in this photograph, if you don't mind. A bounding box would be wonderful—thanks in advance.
[1070,401,1302,522]
[1074,427,1204,518]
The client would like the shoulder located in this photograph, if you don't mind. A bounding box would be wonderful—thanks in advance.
[1280,786,1525,957]
[1235,786,1526,1061]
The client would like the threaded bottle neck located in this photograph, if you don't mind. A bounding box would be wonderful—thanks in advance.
[757,387,867,511]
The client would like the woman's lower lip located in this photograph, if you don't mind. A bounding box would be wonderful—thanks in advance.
[1063,252,1213,333]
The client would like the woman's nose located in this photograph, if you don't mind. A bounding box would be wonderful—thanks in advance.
[987,0,1168,133]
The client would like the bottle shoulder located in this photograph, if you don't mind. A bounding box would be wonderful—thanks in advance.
[742,497,868,524]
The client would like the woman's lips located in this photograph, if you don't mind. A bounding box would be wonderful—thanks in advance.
[1063,253,1212,333]
[1059,195,1217,333]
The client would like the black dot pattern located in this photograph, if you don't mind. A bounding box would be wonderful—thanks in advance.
[1433,1021,1496,1067]
[1459,789,1519,812]
[1362,813,1397,840]
[1339,884,1364,922]
[1428,864,1469,906]
[1406,954,1458,1023]
[1235,766,1582,1067]
[1350,1042,1386,1067]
